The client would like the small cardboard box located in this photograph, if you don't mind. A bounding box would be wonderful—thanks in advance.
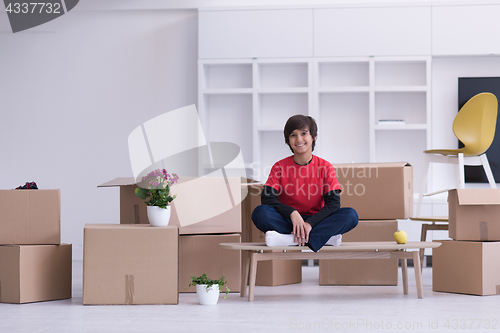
[333,163,413,219]
[433,240,500,296]
[98,177,242,235]
[247,187,302,287]
[448,189,500,241]
[0,190,61,245]
[0,244,72,303]
[179,233,241,293]
[83,224,178,305]
[319,220,398,286]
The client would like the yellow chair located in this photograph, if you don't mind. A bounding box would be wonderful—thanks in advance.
[416,92,498,217]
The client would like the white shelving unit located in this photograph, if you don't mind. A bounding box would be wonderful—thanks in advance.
[199,56,431,183]
[199,58,314,180]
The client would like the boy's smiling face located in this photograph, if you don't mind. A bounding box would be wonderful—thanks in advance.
[288,127,316,155]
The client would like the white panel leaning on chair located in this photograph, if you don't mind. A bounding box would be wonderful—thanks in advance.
[416,92,498,217]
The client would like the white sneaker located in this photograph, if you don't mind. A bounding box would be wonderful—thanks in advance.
[325,234,342,246]
[265,230,297,247]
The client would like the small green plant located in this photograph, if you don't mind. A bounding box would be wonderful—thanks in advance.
[189,274,230,298]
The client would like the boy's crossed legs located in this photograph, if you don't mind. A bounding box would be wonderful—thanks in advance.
[252,205,358,252]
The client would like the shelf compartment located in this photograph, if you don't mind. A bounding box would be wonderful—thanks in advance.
[258,93,309,126]
[374,124,428,130]
[318,61,369,87]
[258,62,308,88]
[375,61,427,87]
[318,87,370,93]
[375,91,427,125]
[206,94,253,164]
[204,63,252,89]
[257,87,310,94]
[375,130,427,189]
[318,92,370,164]
[203,88,253,95]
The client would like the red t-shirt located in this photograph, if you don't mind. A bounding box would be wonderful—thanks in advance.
[264,155,341,216]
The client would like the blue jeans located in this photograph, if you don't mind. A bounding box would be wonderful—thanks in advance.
[252,205,358,252]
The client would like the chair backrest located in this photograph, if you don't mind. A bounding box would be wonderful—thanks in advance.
[453,92,498,156]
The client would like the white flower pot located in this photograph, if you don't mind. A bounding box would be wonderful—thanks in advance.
[147,205,171,227]
[196,284,220,305]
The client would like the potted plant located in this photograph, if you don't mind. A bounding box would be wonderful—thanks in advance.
[189,274,230,305]
[135,169,179,227]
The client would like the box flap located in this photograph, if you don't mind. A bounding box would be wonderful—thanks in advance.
[333,162,411,169]
[455,189,500,205]
[97,177,136,187]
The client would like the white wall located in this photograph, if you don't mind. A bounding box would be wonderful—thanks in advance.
[0,8,198,259]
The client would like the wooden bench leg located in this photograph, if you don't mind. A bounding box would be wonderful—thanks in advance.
[248,252,258,302]
[420,223,428,271]
[240,250,250,298]
[413,251,423,299]
[401,258,408,295]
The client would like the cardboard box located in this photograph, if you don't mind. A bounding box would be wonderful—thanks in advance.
[98,177,242,235]
[433,240,500,296]
[319,220,398,286]
[333,163,413,219]
[448,189,500,241]
[179,233,241,293]
[240,181,262,243]
[83,224,178,305]
[247,189,302,286]
[0,244,71,303]
[0,190,61,245]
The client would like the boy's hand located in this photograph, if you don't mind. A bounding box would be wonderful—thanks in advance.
[290,211,312,246]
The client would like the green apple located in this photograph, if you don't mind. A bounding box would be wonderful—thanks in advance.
[394,230,408,244]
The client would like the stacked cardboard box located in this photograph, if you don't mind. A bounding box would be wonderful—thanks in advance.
[98,177,244,295]
[245,183,302,286]
[0,189,72,304]
[433,189,500,296]
[320,162,413,286]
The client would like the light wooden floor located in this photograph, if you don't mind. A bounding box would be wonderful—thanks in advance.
[0,261,498,333]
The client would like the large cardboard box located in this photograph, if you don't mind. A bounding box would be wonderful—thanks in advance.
[247,187,302,287]
[83,224,178,305]
[333,163,413,219]
[98,177,242,235]
[448,189,500,241]
[319,220,398,286]
[0,190,61,245]
[433,240,500,296]
[179,233,241,293]
[0,244,71,303]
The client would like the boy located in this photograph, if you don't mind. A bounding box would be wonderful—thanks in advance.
[252,115,358,252]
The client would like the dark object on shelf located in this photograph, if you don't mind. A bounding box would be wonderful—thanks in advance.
[15,182,38,189]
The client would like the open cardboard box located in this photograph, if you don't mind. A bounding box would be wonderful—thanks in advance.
[333,162,413,220]
[319,220,398,286]
[98,177,243,235]
[448,188,500,241]
[0,189,61,245]
[0,244,72,303]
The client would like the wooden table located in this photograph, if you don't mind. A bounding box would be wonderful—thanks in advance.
[220,241,442,301]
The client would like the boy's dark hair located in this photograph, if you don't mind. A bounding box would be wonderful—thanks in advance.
[284,114,318,153]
